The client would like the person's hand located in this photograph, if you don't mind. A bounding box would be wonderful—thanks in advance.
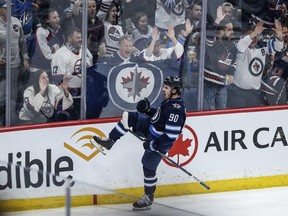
[60,77,70,97]
[23,59,29,71]
[136,98,150,113]
[151,27,160,42]
[61,77,69,90]
[143,140,158,152]
[225,75,234,85]
[184,18,193,36]
[251,21,264,38]
[165,24,175,40]
[125,18,135,35]
[215,6,225,24]
[274,19,283,41]
[98,43,106,57]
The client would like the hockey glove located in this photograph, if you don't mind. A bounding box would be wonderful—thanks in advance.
[143,140,158,152]
[136,98,150,113]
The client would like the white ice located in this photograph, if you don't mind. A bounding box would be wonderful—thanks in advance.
[3,186,288,216]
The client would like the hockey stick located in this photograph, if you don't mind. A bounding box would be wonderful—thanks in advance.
[128,129,210,190]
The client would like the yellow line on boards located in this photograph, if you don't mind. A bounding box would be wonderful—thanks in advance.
[1,175,288,213]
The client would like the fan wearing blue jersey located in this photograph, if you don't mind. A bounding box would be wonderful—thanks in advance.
[91,76,186,210]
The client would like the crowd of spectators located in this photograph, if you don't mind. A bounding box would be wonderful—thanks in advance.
[1,0,288,126]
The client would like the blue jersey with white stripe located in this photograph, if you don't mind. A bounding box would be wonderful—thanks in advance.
[148,97,186,150]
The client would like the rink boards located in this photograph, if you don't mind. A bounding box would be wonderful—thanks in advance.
[0,107,288,212]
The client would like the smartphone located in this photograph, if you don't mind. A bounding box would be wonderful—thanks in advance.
[125,18,133,29]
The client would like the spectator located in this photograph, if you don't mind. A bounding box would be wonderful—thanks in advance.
[244,0,287,29]
[227,20,284,108]
[130,11,153,51]
[12,0,34,41]
[59,6,74,34]
[99,35,142,64]
[30,8,64,74]
[122,0,156,27]
[61,1,105,63]
[155,0,193,43]
[203,11,237,110]
[49,0,70,18]
[19,69,73,124]
[0,0,30,126]
[207,1,240,29]
[59,2,84,34]
[11,0,35,113]
[220,2,241,37]
[87,0,105,64]
[143,25,186,62]
[97,0,121,24]
[51,26,93,120]
[261,48,288,105]
[70,0,83,17]
[101,1,124,55]
[181,0,202,75]
[185,0,202,32]
[30,0,44,32]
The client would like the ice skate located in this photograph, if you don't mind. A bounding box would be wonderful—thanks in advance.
[132,194,153,211]
[90,135,115,155]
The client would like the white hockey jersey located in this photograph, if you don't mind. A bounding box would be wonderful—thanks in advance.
[19,84,73,122]
[51,46,93,98]
[104,21,124,55]
[143,42,184,61]
[155,0,190,30]
[234,35,283,90]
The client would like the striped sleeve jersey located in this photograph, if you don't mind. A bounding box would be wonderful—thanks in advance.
[149,97,186,151]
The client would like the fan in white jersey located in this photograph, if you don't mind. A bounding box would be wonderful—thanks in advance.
[19,69,73,124]
[51,26,93,119]
[155,0,194,46]
[100,1,124,56]
[155,0,192,31]
[227,20,284,108]
[143,21,193,62]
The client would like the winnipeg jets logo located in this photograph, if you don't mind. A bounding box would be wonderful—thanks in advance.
[249,57,263,77]
[108,26,121,41]
[121,67,150,101]
[108,63,163,111]
[74,59,82,75]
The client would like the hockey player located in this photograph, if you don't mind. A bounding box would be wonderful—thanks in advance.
[91,76,186,210]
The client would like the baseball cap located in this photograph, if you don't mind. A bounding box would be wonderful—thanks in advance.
[0,0,6,8]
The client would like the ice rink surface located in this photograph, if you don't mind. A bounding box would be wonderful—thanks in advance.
[3,186,288,216]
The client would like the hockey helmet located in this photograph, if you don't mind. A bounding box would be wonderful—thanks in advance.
[164,76,183,94]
